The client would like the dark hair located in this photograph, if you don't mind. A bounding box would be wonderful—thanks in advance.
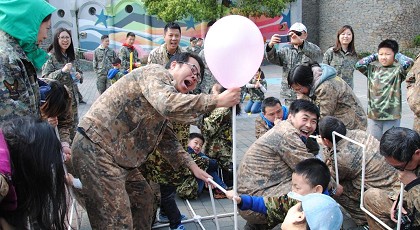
[52,27,75,63]
[189,132,205,144]
[333,25,356,55]
[380,127,420,162]
[126,32,135,38]
[190,37,197,42]
[257,68,265,80]
[207,20,216,27]
[378,39,399,54]
[42,14,52,23]
[165,52,205,78]
[289,99,320,119]
[197,38,203,41]
[318,116,346,143]
[101,34,109,40]
[112,57,122,65]
[294,158,331,193]
[164,22,181,34]
[1,117,67,230]
[40,81,71,118]
[287,62,320,89]
[261,97,281,113]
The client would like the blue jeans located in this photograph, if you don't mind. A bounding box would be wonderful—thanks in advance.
[244,100,262,114]
[196,154,227,194]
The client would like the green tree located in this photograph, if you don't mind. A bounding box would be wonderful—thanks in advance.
[144,0,295,22]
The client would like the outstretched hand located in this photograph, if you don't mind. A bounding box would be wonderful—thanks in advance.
[215,87,241,108]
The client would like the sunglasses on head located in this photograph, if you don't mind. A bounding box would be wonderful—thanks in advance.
[290,31,303,36]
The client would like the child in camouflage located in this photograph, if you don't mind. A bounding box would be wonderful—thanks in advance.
[187,133,228,199]
[226,158,336,228]
[244,68,267,114]
[355,39,414,140]
[107,57,128,84]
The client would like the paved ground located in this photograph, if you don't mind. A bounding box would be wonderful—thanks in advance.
[70,64,414,229]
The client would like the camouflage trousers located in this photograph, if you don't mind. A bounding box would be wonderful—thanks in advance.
[280,80,296,107]
[96,74,110,94]
[71,132,158,229]
[334,180,367,226]
[363,188,396,230]
[70,92,79,141]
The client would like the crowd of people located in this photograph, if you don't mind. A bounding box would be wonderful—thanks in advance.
[0,0,419,229]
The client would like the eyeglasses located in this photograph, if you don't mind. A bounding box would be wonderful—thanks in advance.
[290,31,303,36]
[59,36,71,40]
[178,62,201,82]
[392,161,410,171]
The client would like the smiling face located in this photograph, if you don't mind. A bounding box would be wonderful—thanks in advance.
[169,57,201,93]
[37,18,51,45]
[164,28,181,54]
[378,47,395,67]
[188,137,204,154]
[291,173,320,195]
[58,31,71,52]
[339,28,353,46]
[289,110,318,139]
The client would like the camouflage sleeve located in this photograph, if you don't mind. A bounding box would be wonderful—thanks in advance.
[41,57,64,81]
[264,194,298,227]
[355,53,378,76]
[119,48,129,70]
[280,132,315,169]
[394,53,414,71]
[323,48,333,65]
[255,116,268,139]
[93,49,99,73]
[202,108,230,138]
[301,41,322,61]
[405,177,420,225]
[147,50,157,65]
[314,82,338,118]
[157,124,195,169]
[57,101,73,144]
[140,67,218,123]
[265,44,286,66]
[406,64,420,117]
[134,49,140,63]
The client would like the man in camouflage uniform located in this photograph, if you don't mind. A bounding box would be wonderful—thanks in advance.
[148,22,182,66]
[265,22,321,106]
[364,127,420,229]
[318,116,400,227]
[93,34,117,94]
[237,99,319,229]
[406,53,420,134]
[0,0,55,122]
[183,37,201,55]
[70,52,241,229]
[255,97,288,139]
[119,32,140,71]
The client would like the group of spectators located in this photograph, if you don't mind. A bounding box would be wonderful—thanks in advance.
[0,0,419,229]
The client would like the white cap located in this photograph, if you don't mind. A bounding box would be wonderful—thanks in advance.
[289,22,307,33]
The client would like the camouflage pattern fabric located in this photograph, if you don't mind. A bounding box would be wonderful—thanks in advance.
[265,41,321,106]
[255,115,269,139]
[237,120,314,224]
[202,107,233,170]
[197,49,219,94]
[119,46,140,71]
[41,52,83,141]
[70,64,218,228]
[264,194,298,228]
[299,76,367,130]
[93,45,116,94]
[322,47,358,88]
[406,53,420,133]
[364,167,420,229]
[324,130,400,225]
[147,43,182,66]
[0,31,40,121]
[247,79,267,101]
[355,53,414,120]
[183,46,202,55]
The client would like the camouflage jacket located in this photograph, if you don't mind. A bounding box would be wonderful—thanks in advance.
[202,107,233,169]
[93,45,117,75]
[197,49,218,94]
[265,194,298,228]
[355,53,414,120]
[299,68,367,131]
[265,41,321,102]
[322,47,358,88]
[0,30,40,121]
[255,115,270,139]
[405,167,420,226]
[119,45,140,71]
[183,46,202,55]
[246,79,267,101]
[324,130,400,198]
[78,64,218,169]
[147,43,182,66]
[406,53,420,133]
[237,120,314,198]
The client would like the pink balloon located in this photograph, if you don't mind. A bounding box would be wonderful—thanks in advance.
[204,15,264,88]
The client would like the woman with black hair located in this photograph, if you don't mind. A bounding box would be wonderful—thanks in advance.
[287,62,367,130]
[0,117,67,229]
[42,27,84,141]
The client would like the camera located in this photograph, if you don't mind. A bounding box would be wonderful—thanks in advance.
[393,209,412,230]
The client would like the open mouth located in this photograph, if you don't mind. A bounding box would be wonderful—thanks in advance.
[300,129,310,137]
[184,79,192,87]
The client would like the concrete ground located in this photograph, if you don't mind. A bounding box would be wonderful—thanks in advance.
[70,64,414,229]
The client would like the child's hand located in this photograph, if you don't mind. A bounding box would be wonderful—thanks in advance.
[65,173,75,186]
[255,81,261,88]
[225,190,241,203]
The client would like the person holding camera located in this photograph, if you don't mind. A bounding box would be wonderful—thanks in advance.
[265,22,321,106]
[364,127,419,229]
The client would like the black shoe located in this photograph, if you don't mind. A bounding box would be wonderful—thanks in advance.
[79,100,87,104]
